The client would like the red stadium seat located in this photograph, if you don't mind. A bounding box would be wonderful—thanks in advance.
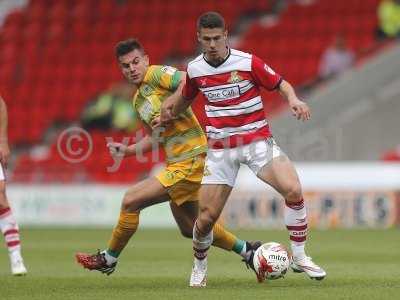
[239,0,380,114]
[2,0,381,182]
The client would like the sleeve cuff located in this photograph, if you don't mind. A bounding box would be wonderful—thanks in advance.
[271,77,283,91]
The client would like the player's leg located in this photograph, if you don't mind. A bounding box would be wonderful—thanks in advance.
[189,147,243,287]
[163,153,252,259]
[76,177,169,275]
[0,168,27,276]
[190,183,233,287]
[169,200,196,238]
[169,199,258,260]
[256,150,326,280]
[78,156,201,275]
[106,177,169,257]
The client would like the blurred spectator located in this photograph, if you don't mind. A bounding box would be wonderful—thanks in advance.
[0,0,27,26]
[81,83,139,133]
[381,145,400,161]
[318,35,355,81]
[376,0,400,40]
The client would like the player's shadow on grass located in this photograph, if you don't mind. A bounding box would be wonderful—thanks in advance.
[85,276,329,290]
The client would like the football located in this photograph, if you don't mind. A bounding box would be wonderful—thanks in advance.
[253,242,291,281]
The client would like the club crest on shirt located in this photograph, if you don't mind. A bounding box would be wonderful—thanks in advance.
[228,71,242,84]
[142,84,153,96]
[200,78,207,86]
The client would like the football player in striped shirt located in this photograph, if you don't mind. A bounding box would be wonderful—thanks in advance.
[160,12,326,287]
[75,38,261,276]
[0,95,27,275]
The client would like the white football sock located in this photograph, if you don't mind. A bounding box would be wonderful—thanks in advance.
[284,199,307,260]
[0,207,22,255]
[193,220,213,260]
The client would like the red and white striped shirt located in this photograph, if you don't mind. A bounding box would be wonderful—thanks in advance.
[183,48,282,149]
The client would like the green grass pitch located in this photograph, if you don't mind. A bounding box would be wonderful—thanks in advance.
[1,228,399,300]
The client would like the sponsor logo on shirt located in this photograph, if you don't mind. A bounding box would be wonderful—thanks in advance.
[138,100,153,123]
[204,85,240,102]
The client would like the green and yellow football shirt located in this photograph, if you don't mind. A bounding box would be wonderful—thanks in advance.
[133,65,207,163]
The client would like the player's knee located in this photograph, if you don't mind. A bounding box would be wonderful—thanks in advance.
[121,192,140,212]
[284,183,303,203]
[198,206,218,229]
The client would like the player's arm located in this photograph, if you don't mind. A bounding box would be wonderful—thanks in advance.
[159,72,197,124]
[251,55,310,121]
[107,123,157,158]
[163,72,195,120]
[0,96,10,168]
[278,80,311,121]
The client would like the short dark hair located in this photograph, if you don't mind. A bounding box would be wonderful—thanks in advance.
[197,11,225,31]
[115,38,144,59]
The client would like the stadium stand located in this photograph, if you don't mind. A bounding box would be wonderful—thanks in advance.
[0,0,387,182]
[270,42,400,161]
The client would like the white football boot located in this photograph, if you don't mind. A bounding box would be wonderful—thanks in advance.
[10,252,27,276]
[189,257,207,287]
[291,256,326,280]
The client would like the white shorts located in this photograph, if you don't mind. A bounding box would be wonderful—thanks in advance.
[202,138,284,187]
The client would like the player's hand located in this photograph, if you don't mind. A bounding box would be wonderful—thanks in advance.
[160,100,176,123]
[289,98,311,121]
[150,116,162,129]
[150,115,174,130]
[107,142,128,158]
[0,141,10,169]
